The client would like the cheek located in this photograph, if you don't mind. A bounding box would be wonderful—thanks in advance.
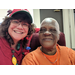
[23,27,29,34]
[8,25,16,38]
[8,24,15,31]
[8,25,16,33]
[52,33,59,42]
[39,34,43,44]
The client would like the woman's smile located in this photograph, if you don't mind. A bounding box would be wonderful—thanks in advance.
[14,30,23,34]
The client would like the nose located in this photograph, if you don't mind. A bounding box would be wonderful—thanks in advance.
[17,24,23,29]
[43,31,52,36]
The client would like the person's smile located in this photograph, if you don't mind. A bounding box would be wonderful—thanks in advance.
[42,38,53,41]
[13,30,24,34]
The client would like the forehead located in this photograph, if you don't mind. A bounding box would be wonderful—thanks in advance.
[41,19,58,29]
[13,19,28,23]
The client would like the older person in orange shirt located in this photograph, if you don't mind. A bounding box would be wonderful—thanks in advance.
[22,18,75,65]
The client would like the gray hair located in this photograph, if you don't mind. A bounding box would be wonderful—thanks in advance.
[40,18,60,34]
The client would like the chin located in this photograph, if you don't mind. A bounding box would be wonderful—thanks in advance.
[42,43,56,49]
[12,37,23,42]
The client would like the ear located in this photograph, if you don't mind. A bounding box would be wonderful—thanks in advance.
[58,33,60,41]
[57,32,60,41]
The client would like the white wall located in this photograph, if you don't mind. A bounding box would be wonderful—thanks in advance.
[27,9,34,22]
[62,9,71,48]
[33,9,40,28]
[0,9,8,23]
[69,9,75,49]
[63,9,75,48]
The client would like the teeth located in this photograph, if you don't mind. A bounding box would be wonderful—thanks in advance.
[16,32,21,33]
[44,38,52,41]
[14,31,22,34]
[45,39,51,41]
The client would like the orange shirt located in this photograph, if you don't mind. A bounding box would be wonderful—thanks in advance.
[22,45,75,65]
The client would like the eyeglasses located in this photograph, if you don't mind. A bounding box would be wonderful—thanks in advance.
[11,20,29,28]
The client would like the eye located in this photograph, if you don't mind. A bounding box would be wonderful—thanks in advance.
[12,21,19,24]
[23,24,27,26]
[40,28,46,33]
[22,24,29,27]
[49,29,56,32]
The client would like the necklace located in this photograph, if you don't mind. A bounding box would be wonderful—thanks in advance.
[11,43,21,65]
[11,49,18,65]
[11,44,31,65]
[40,47,58,64]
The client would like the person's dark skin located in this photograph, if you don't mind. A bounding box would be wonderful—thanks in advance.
[39,18,60,55]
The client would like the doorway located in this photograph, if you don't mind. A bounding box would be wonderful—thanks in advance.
[40,9,63,32]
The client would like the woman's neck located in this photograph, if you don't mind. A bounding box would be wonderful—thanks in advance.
[41,46,57,55]
[11,42,18,50]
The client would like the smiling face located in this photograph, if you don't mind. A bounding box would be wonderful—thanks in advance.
[8,19,29,43]
[39,18,60,49]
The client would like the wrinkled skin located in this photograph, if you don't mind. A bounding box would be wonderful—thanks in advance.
[39,18,60,55]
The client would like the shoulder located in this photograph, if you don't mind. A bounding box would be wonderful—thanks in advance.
[0,37,10,47]
[21,50,34,65]
[59,45,73,51]
[59,45,75,55]
[0,37,5,40]
[0,37,2,40]
[24,47,41,58]
[58,45,75,64]
[0,37,6,43]
[0,37,3,44]
[22,47,41,65]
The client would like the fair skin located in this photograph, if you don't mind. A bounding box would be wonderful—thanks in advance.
[39,18,60,55]
[8,19,29,49]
